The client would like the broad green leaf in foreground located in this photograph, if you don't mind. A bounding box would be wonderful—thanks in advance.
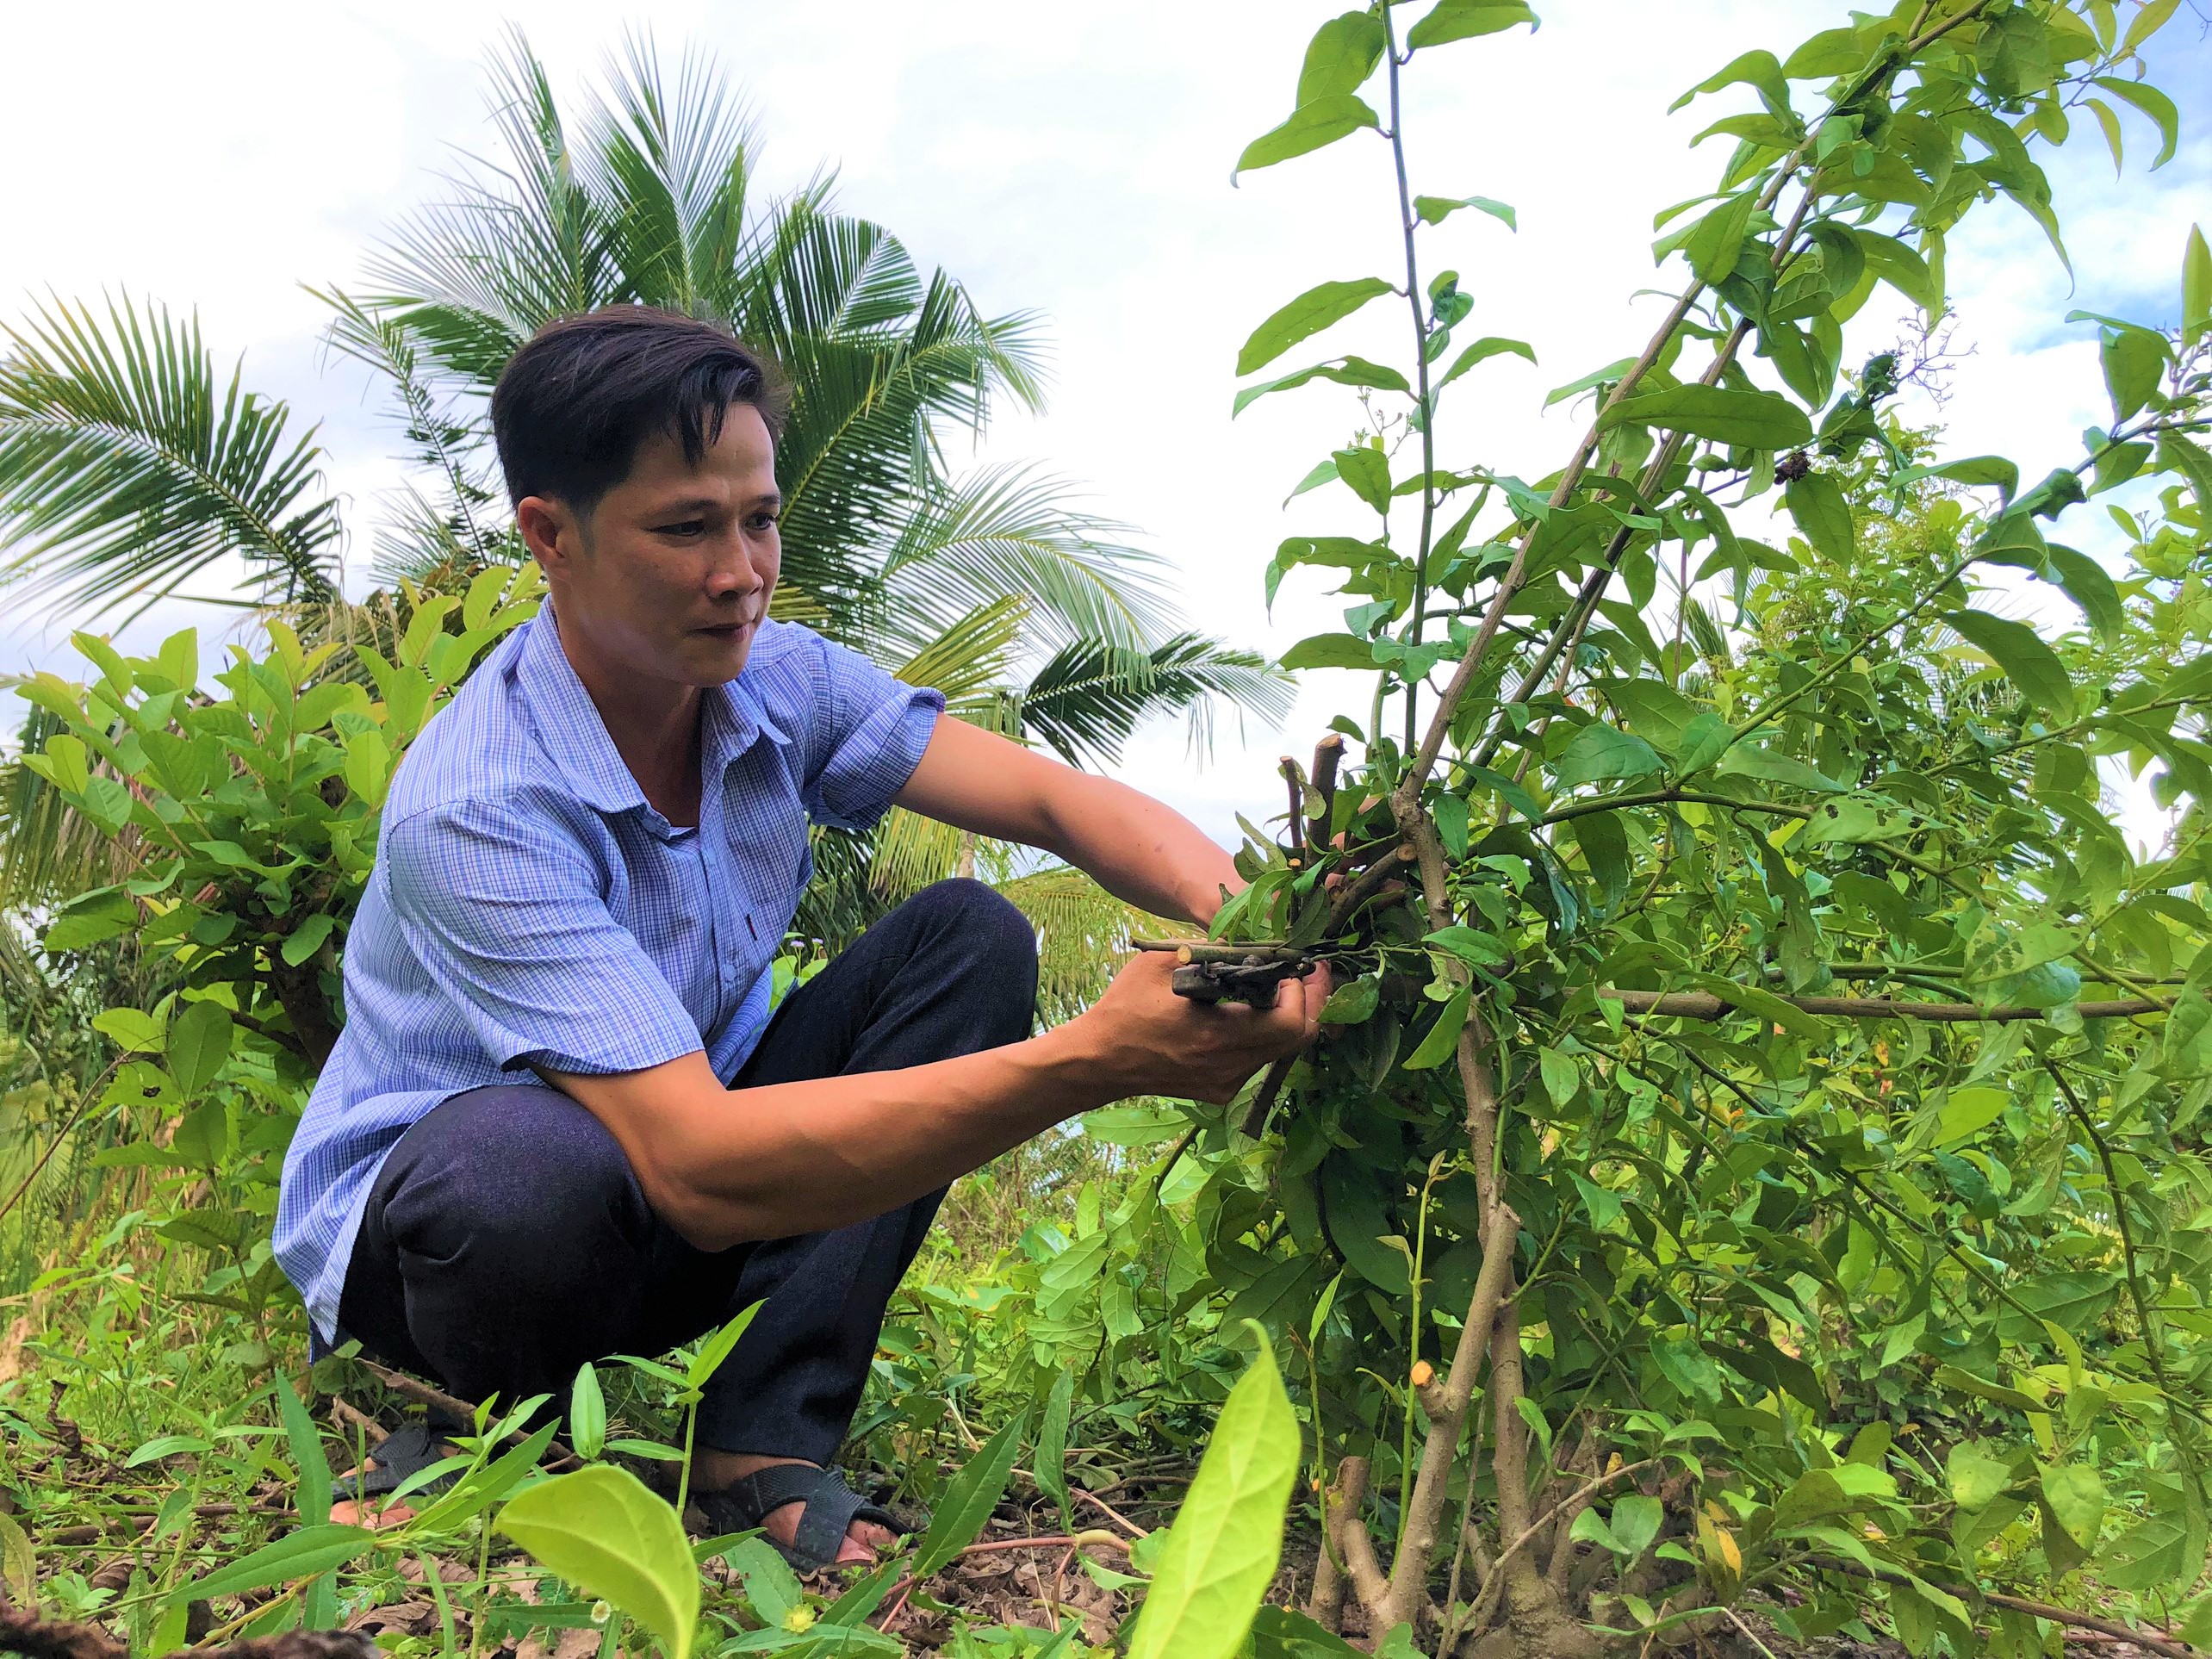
[910,1408,1032,1579]
[178,1523,381,1602]
[497,1464,699,1659]
[1127,1344,1301,1659]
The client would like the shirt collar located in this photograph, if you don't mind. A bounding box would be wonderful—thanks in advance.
[515,607,787,817]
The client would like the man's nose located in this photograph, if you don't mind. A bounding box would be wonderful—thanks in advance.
[704,536,765,598]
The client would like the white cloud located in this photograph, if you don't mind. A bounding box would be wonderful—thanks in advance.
[3,0,2206,847]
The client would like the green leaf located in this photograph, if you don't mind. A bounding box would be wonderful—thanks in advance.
[1538,1047,1579,1108]
[1250,1606,1367,1657]
[1553,724,1664,788]
[1415,195,1517,233]
[2122,0,2183,51]
[1684,192,1757,285]
[1234,356,1409,416]
[1406,0,1538,50]
[183,1524,381,1602]
[1679,972,1830,1041]
[1321,1162,1409,1295]
[1296,11,1386,103]
[1946,1443,2013,1511]
[1403,988,1469,1071]
[911,1410,1031,1579]
[2099,325,2169,423]
[1281,634,1378,672]
[2087,96,2126,175]
[0,1510,33,1611]
[1434,335,1536,393]
[1854,231,1938,313]
[44,886,136,952]
[1236,279,1395,376]
[1673,714,1735,777]
[2041,545,2122,640]
[1126,1346,1301,1659]
[1234,96,1382,179]
[2184,224,2209,345]
[1610,1495,1662,1560]
[276,1380,332,1527]
[126,1433,214,1468]
[1891,455,2019,502]
[1943,609,2078,721]
[1932,1086,2010,1148]
[165,1000,234,1099]
[2041,1463,2107,1550]
[685,1300,763,1394]
[1035,1367,1075,1531]
[723,1537,804,1629]
[570,1363,607,1462]
[497,1464,699,1659]
[1784,473,1855,563]
[1670,48,1794,116]
[1597,385,1812,450]
[280,913,337,968]
[91,1006,165,1053]
[2092,75,2178,168]
[1333,447,1393,515]
[1569,1507,1625,1555]
[1320,976,1381,1024]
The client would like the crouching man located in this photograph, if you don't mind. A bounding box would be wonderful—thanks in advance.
[274,305,1325,1570]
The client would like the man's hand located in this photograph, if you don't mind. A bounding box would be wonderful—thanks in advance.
[1072,951,1332,1104]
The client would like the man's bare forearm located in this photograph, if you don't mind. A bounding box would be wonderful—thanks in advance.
[1029,767,1239,926]
[552,1023,1127,1251]
[892,717,1238,927]
[545,952,1322,1252]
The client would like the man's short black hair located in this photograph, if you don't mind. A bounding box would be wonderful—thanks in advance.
[491,305,790,514]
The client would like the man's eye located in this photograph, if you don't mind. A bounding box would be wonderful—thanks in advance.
[656,519,706,537]
[748,514,780,533]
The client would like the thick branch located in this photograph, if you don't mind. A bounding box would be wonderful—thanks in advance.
[1324,1454,1390,1617]
[1308,1455,1370,1632]
[1379,1202,1521,1628]
[1600,990,2168,1022]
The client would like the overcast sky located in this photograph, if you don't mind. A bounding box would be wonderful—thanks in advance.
[3,0,2208,845]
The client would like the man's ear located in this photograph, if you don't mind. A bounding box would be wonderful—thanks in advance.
[515,494,582,572]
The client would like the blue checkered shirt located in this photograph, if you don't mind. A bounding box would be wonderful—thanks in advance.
[275,609,943,1345]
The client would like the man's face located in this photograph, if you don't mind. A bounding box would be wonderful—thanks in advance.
[521,402,782,690]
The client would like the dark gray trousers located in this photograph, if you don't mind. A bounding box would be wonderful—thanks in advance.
[337,879,1038,1463]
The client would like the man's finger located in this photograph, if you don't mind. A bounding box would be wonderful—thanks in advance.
[1297,964,1332,1045]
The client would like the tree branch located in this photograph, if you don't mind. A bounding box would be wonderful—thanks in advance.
[1600,989,2168,1022]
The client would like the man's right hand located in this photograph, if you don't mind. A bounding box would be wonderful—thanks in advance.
[1073,950,1331,1104]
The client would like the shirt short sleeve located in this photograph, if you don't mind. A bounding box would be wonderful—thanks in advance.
[382,798,708,1076]
[802,637,945,832]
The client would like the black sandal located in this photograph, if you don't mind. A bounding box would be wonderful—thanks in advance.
[330,1420,466,1507]
[694,1464,914,1574]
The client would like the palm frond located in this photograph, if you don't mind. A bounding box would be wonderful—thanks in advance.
[316,289,500,564]
[892,595,1028,715]
[587,31,761,320]
[0,294,341,622]
[877,464,1176,657]
[1017,633,1293,769]
[363,29,622,385]
[996,863,1154,1023]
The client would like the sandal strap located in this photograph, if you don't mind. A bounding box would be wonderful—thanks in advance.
[716,1464,903,1573]
[332,1421,452,1502]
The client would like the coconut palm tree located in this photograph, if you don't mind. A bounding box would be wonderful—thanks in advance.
[0,30,1289,991]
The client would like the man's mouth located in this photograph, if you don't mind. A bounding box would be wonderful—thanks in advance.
[695,618,757,639]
